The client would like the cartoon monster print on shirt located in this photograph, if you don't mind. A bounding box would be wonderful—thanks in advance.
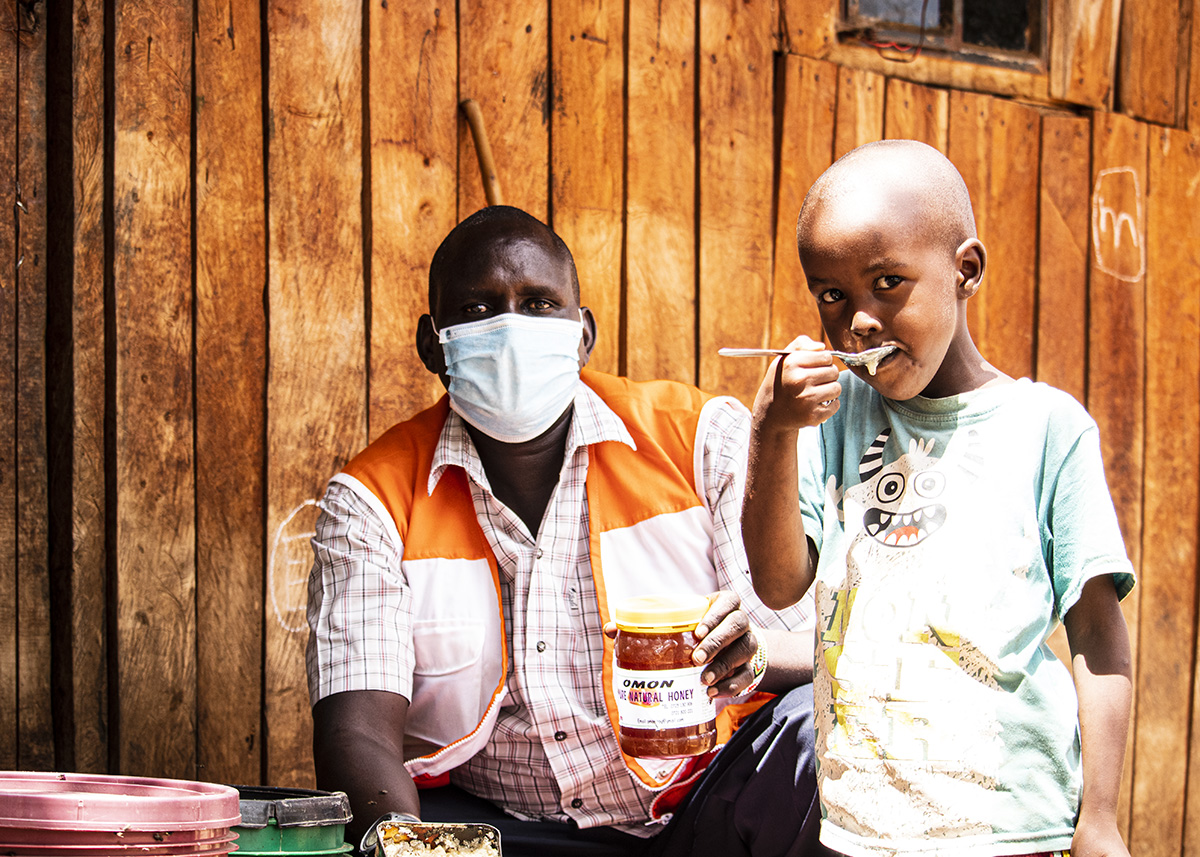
[815,424,1014,840]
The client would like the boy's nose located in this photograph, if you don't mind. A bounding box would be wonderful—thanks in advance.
[850,309,883,336]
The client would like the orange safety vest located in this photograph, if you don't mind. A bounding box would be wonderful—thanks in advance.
[333,369,770,806]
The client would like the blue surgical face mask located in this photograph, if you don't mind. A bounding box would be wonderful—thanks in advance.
[436,312,585,443]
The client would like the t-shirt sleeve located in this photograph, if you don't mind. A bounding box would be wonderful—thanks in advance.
[1046,423,1137,620]
[305,480,415,705]
[795,425,829,557]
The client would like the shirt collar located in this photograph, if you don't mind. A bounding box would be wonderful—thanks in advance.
[427,381,638,496]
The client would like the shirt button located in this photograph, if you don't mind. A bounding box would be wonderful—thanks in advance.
[571,798,583,809]
[536,641,547,653]
[555,731,567,742]
[536,548,544,559]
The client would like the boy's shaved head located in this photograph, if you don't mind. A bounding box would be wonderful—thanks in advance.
[797,140,976,256]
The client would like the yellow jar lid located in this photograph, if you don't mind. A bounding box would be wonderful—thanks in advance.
[613,594,711,630]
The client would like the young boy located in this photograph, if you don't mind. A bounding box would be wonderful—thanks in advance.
[741,140,1135,857]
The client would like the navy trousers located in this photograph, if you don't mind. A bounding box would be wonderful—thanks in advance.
[419,684,833,857]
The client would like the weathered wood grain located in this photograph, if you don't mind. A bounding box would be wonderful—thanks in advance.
[777,0,835,58]
[16,0,52,771]
[948,91,1040,381]
[266,0,365,788]
[771,54,835,349]
[1191,7,1200,134]
[883,77,948,153]
[0,0,18,771]
[457,0,549,220]
[368,0,455,437]
[1118,0,1184,127]
[64,0,109,773]
[195,0,266,787]
[1134,126,1200,857]
[552,0,624,375]
[1087,111,1147,837]
[625,0,695,383]
[1049,0,1120,109]
[833,67,883,160]
[112,0,196,777]
[1036,114,1090,403]
[698,0,775,403]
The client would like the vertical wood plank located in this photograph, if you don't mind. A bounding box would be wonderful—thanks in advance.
[1049,0,1120,109]
[16,0,52,770]
[457,0,549,220]
[698,0,775,402]
[948,91,1040,381]
[64,0,109,773]
[266,0,365,788]
[1036,115,1090,402]
[1135,127,1200,857]
[625,0,695,383]
[1190,6,1200,134]
[1087,111,1147,837]
[776,0,835,58]
[771,54,835,349]
[883,77,948,153]
[551,0,624,375]
[112,0,196,778]
[1117,0,1184,127]
[367,0,455,437]
[195,0,266,786]
[0,0,17,770]
[833,67,884,161]
[1135,120,1200,857]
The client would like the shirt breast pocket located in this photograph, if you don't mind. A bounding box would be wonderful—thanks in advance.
[407,620,495,747]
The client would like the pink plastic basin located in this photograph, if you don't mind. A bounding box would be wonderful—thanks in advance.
[0,772,241,833]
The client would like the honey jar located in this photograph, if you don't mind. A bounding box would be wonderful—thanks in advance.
[613,594,718,759]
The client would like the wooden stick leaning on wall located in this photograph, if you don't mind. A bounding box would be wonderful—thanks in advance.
[461,99,503,206]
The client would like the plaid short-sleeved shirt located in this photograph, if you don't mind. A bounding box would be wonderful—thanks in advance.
[306,383,813,834]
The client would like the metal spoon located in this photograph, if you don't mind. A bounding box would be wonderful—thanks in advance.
[717,345,898,375]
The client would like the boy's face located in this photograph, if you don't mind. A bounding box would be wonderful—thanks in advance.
[799,192,981,400]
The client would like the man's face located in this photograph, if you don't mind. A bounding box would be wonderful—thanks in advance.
[418,232,594,386]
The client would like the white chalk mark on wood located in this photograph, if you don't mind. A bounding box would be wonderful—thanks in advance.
[269,498,319,633]
[1092,166,1145,282]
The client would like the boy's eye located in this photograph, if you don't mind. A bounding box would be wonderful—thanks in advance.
[817,288,844,304]
[877,275,904,289]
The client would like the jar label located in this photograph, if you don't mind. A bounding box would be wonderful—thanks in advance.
[613,663,715,729]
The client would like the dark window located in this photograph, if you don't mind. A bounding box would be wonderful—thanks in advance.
[840,0,1044,69]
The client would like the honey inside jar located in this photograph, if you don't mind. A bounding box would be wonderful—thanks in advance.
[613,594,718,759]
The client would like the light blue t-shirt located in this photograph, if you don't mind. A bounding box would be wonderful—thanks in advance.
[797,373,1135,857]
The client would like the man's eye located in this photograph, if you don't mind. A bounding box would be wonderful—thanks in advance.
[527,298,554,311]
[463,303,489,314]
[877,275,904,289]
[817,289,844,304]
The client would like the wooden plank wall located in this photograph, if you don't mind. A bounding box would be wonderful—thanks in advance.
[5,1,1200,853]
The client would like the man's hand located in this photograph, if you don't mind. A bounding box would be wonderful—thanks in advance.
[691,591,758,697]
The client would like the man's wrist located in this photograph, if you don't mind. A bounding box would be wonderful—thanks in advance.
[741,629,768,695]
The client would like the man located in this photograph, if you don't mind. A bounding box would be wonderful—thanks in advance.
[307,206,826,856]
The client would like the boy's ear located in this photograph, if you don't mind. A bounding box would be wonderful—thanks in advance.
[955,238,986,299]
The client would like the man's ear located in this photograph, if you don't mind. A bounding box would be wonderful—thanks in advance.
[416,314,445,377]
[955,238,986,299]
[578,306,598,368]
